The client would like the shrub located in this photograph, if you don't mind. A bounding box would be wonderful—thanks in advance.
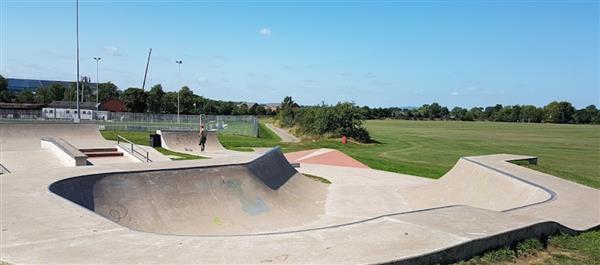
[275,98,371,143]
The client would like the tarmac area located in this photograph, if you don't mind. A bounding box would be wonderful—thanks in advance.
[0,122,598,264]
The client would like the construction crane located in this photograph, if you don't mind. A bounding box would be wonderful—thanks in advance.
[142,48,152,90]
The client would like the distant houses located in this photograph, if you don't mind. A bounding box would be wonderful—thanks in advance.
[237,102,299,112]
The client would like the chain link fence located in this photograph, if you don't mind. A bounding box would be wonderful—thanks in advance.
[0,109,258,137]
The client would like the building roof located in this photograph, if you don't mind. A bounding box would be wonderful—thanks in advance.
[47,101,103,110]
[7,79,72,92]
[263,103,281,108]
[238,102,258,108]
[0,102,45,110]
[6,78,96,92]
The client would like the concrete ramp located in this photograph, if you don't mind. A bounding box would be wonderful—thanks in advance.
[0,123,167,171]
[49,148,327,236]
[0,123,113,151]
[399,156,551,211]
[158,129,241,157]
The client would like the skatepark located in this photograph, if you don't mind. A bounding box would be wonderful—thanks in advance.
[0,122,598,264]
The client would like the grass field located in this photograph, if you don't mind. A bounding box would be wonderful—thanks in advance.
[219,120,600,189]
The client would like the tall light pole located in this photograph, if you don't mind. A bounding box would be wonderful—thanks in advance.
[75,0,81,122]
[175,60,182,123]
[93,57,101,114]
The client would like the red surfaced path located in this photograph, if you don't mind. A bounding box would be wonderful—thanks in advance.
[285,149,369,168]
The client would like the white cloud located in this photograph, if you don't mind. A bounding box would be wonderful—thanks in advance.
[451,91,460,96]
[104,46,122,56]
[259,27,271,36]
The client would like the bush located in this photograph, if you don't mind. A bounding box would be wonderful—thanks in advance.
[275,98,371,143]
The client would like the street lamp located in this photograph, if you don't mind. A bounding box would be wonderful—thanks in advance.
[75,0,81,122]
[175,60,182,123]
[93,57,101,115]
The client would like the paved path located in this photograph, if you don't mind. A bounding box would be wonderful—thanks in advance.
[286,148,369,168]
[265,123,300,142]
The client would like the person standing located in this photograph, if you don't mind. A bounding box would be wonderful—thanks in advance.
[199,125,207,152]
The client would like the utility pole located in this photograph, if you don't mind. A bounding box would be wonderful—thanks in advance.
[93,57,101,114]
[75,0,80,122]
[176,60,182,123]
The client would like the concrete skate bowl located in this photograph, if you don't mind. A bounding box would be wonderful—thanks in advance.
[157,129,225,154]
[49,148,327,236]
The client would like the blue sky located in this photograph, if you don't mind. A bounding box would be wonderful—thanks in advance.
[1,1,598,108]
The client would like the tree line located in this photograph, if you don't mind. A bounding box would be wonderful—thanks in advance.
[1,75,598,124]
[361,102,600,124]
[0,75,273,116]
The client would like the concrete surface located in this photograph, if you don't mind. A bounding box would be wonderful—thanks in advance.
[0,123,169,172]
[49,149,327,236]
[0,123,598,264]
[265,123,300,143]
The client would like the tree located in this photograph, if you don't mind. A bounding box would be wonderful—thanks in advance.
[544,101,575,123]
[34,86,54,104]
[429,102,442,119]
[63,84,78,101]
[161,92,178,114]
[16,90,35,103]
[147,84,165,113]
[450,107,467,120]
[276,96,297,127]
[121,87,147,112]
[468,107,483,120]
[521,105,543,123]
[178,86,196,114]
[98,82,120,102]
[0,75,7,92]
[573,105,598,124]
[0,75,14,102]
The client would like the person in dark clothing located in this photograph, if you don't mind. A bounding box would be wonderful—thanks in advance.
[198,125,207,152]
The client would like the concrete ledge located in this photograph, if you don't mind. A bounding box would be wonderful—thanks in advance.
[41,137,87,167]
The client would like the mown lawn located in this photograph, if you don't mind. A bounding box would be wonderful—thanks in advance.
[219,119,600,189]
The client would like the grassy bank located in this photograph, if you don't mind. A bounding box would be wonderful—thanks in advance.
[456,231,600,265]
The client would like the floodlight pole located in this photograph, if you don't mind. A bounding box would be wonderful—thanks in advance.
[176,60,182,123]
[75,0,81,122]
[93,57,101,114]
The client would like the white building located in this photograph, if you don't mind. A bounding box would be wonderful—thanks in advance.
[42,101,108,120]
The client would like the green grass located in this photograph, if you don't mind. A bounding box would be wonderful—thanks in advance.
[217,122,281,149]
[303,173,332,184]
[455,231,600,265]
[100,130,153,146]
[220,120,599,189]
[154,147,206,160]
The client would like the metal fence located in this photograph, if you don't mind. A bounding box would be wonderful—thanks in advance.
[0,109,259,137]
